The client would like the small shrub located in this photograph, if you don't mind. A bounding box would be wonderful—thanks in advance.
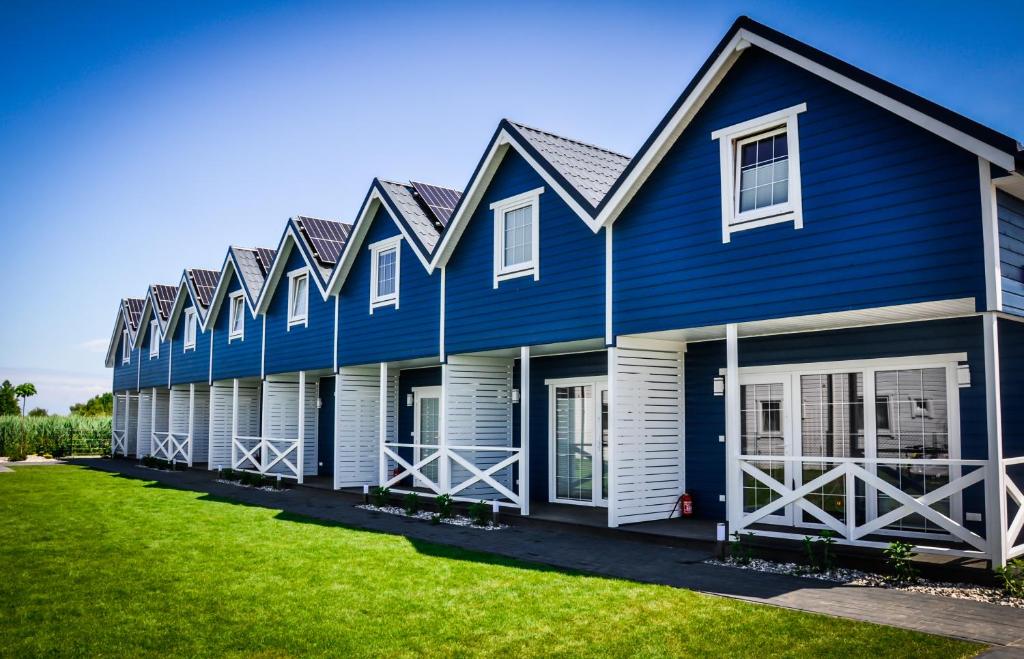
[429,514,442,525]
[995,558,1024,598]
[730,532,754,566]
[818,530,837,572]
[435,493,453,519]
[883,541,919,584]
[403,492,421,515]
[802,536,816,570]
[468,500,490,526]
[370,486,391,507]
[6,441,27,462]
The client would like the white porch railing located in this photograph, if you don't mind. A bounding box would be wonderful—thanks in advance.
[231,435,304,483]
[111,429,127,456]
[167,432,192,465]
[731,455,990,557]
[1004,456,1024,560]
[381,442,524,509]
[151,432,171,460]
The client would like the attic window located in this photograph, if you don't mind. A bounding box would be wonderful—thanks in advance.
[121,329,130,364]
[369,236,401,312]
[712,104,806,242]
[228,291,245,341]
[150,321,160,359]
[287,268,309,328]
[491,187,543,287]
[184,308,197,350]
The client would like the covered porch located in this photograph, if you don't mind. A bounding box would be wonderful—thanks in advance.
[111,391,138,457]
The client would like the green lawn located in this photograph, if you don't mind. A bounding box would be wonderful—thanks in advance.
[0,466,981,658]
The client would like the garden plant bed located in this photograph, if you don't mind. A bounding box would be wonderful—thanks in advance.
[215,478,290,493]
[356,504,507,530]
[706,557,1024,608]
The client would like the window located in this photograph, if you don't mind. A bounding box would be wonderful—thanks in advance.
[758,399,782,434]
[183,308,196,350]
[287,269,309,328]
[121,329,130,364]
[491,187,543,287]
[228,292,245,341]
[369,237,401,311]
[149,320,159,358]
[712,104,805,242]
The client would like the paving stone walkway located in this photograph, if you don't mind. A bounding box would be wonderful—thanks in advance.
[69,458,1024,651]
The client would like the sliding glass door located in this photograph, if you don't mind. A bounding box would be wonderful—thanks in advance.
[549,377,608,506]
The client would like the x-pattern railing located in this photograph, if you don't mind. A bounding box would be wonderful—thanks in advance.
[382,442,442,493]
[167,432,191,464]
[448,447,521,505]
[111,429,127,456]
[1005,457,1024,560]
[382,444,523,508]
[232,435,302,482]
[736,455,989,554]
[151,432,171,460]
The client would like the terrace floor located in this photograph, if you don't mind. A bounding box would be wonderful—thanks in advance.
[74,457,1024,650]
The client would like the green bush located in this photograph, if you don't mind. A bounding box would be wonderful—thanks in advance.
[468,500,491,526]
[370,486,391,507]
[883,541,919,584]
[403,492,421,515]
[0,415,111,458]
[435,493,454,519]
[995,558,1024,598]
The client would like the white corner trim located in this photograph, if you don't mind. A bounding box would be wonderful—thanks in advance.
[605,224,613,345]
[714,103,806,243]
[492,187,543,288]
[979,157,1003,312]
[439,266,446,362]
[369,235,402,313]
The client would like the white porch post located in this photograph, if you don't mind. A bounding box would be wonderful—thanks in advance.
[123,393,130,455]
[378,362,388,487]
[167,390,174,462]
[440,362,450,493]
[725,323,742,536]
[297,371,305,485]
[519,346,530,516]
[984,313,1008,566]
[188,383,195,466]
[333,374,342,490]
[607,347,618,527]
[231,379,239,470]
[150,388,156,458]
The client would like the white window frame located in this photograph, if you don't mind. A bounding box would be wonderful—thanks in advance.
[183,307,197,351]
[491,187,543,288]
[712,103,806,243]
[228,291,246,342]
[369,236,401,313]
[121,329,131,364]
[545,375,610,508]
[149,320,160,359]
[287,268,309,329]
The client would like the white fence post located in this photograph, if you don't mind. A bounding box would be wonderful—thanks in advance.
[297,371,305,485]
[378,363,388,488]
[725,323,742,538]
[984,313,1008,566]
[188,383,195,467]
[231,379,239,470]
[520,346,530,516]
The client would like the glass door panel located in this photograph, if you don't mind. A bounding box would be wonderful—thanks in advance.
[414,387,441,487]
[740,376,791,524]
[553,385,595,503]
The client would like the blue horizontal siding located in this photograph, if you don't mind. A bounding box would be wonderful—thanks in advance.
[263,247,335,376]
[112,328,138,392]
[445,150,605,354]
[210,273,263,381]
[138,320,170,389]
[1000,318,1024,460]
[613,48,985,337]
[170,288,212,385]
[338,206,441,366]
[685,317,987,521]
[394,366,443,469]
[998,191,1024,316]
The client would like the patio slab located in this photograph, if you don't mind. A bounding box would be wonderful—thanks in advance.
[71,458,1024,649]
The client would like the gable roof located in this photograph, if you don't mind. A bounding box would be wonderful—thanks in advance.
[327,177,460,295]
[188,268,220,310]
[104,297,145,368]
[428,119,629,271]
[594,16,1023,227]
[255,217,353,313]
[166,267,222,336]
[130,283,177,350]
[204,245,277,329]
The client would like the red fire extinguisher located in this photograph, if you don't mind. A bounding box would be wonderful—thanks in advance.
[672,492,694,518]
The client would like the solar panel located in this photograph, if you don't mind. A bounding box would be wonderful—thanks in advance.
[297,217,351,266]
[254,248,276,276]
[152,285,178,320]
[411,181,462,226]
[189,269,220,308]
[124,298,145,331]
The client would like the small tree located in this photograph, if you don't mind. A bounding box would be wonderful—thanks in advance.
[14,383,36,416]
[28,408,48,417]
[0,381,18,416]
[70,393,114,417]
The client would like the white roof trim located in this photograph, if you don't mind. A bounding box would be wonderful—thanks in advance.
[104,306,128,368]
[131,293,161,350]
[327,186,433,297]
[204,249,261,332]
[164,273,198,339]
[254,226,330,315]
[596,28,1018,228]
[428,128,600,273]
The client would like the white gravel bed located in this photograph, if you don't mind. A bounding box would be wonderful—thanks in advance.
[706,557,1023,608]
[215,478,288,493]
[357,504,507,530]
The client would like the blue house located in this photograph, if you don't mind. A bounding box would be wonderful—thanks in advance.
[106,297,144,456]
[247,216,354,482]
[130,283,178,460]
[328,178,460,489]
[105,16,1024,566]
[204,246,276,470]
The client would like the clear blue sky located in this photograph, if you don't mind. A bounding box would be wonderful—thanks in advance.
[1,0,1021,413]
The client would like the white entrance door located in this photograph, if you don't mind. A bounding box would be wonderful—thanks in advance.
[738,373,793,525]
[413,386,441,488]
[548,377,609,507]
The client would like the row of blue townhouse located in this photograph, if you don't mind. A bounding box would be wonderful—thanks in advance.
[105,17,1024,566]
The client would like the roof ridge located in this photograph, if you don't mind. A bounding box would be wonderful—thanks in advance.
[507,120,632,161]
[294,214,349,226]
[409,179,463,194]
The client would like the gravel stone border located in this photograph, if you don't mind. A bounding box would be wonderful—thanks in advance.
[357,504,507,530]
[707,557,1023,608]
[215,478,289,493]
